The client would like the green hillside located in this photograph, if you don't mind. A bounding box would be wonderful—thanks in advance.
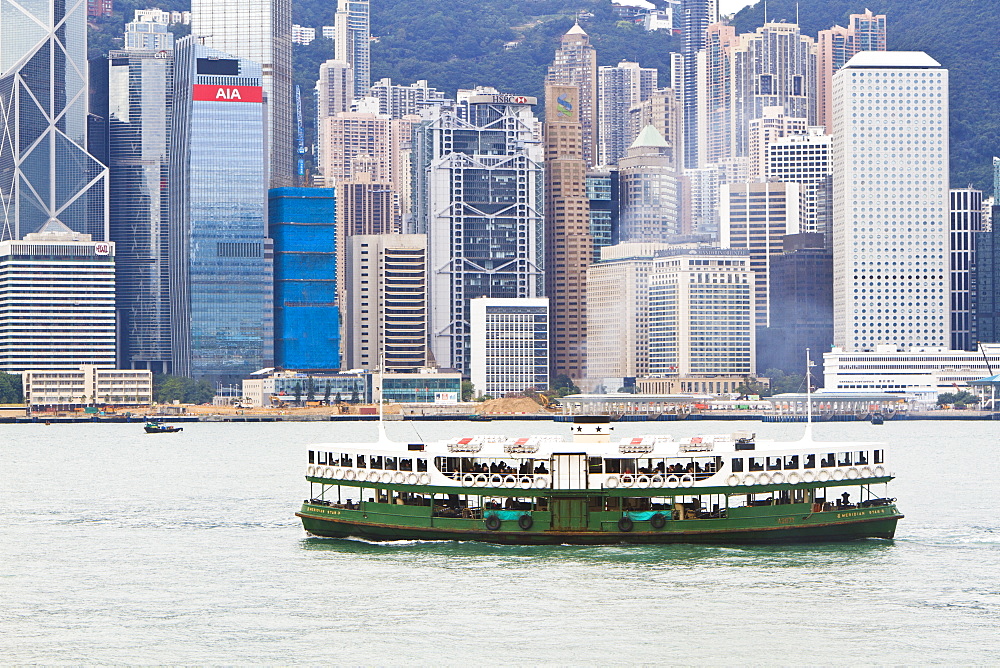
[87,0,998,192]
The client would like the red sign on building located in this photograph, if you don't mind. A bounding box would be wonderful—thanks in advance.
[192,84,263,103]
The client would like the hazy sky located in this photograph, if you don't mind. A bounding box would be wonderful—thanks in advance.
[719,0,757,17]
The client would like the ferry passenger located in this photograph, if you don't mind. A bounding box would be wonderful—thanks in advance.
[534,462,548,474]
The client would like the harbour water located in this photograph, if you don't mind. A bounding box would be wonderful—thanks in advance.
[2,419,998,664]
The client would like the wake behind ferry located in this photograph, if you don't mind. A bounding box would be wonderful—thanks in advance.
[296,416,903,545]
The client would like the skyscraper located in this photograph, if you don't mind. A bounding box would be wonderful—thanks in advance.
[368,78,447,119]
[618,126,684,243]
[546,23,599,168]
[544,83,592,382]
[317,59,354,118]
[832,51,949,352]
[949,188,982,352]
[0,0,108,241]
[817,11,887,133]
[107,21,175,373]
[334,0,371,101]
[191,0,293,188]
[597,61,657,166]
[680,0,717,169]
[169,37,273,382]
[269,187,340,370]
[416,89,544,373]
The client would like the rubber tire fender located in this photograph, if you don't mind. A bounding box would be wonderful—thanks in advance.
[484,514,502,531]
[517,514,533,530]
[618,516,634,532]
[650,513,667,530]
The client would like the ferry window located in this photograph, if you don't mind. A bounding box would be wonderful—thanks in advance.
[837,452,852,466]
[308,450,315,464]
[400,458,412,471]
[341,453,352,467]
[874,450,883,464]
[385,457,397,471]
[357,455,366,468]
[767,457,782,471]
[749,457,765,471]
[731,458,744,472]
[371,456,382,469]
[804,454,816,468]
[821,453,835,467]
[604,458,622,474]
[784,455,799,469]
[317,452,327,465]
[417,458,427,472]
[855,451,869,465]
[588,457,603,473]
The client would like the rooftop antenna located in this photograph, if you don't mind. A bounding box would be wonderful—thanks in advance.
[802,347,815,442]
[796,2,799,26]
[763,0,767,24]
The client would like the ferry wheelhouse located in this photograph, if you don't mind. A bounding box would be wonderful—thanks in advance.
[296,417,902,544]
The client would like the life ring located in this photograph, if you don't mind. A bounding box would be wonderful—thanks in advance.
[307,466,317,477]
[605,475,619,489]
[475,474,489,487]
[461,473,475,487]
[802,470,815,483]
[667,475,680,488]
[680,474,694,488]
[394,472,405,484]
[334,468,344,479]
[636,475,650,489]
[787,472,801,484]
[846,467,860,480]
[771,472,784,485]
[418,473,431,485]
[534,475,549,489]
[489,474,503,487]
[407,473,419,485]
[650,475,664,488]
[650,513,667,529]
[503,475,517,489]
[518,514,533,530]
[727,474,740,487]
[742,474,757,486]
[345,469,356,481]
[324,467,334,478]
[817,470,830,482]
[484,514,501,531]
[757,473,771,486]
[519,476,533,489]
[619,474,635,488]
[618,516,634,532]
[368,471,380,483]
[832,468,845,481]
[861,467,873,479]
[874,465,886,478]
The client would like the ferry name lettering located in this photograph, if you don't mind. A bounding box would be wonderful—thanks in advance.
[836,508,886,519]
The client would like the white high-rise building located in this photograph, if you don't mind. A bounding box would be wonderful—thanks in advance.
[190,0,294,187]
[949,188,982,352]
[764,127,833,235]
[832,51,949,352]
[0,222,116,372]
[469,297,549,398]
[333,0,370,100]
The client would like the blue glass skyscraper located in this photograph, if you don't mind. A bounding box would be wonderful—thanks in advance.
[269,187,340,370]
[169,36,273,383]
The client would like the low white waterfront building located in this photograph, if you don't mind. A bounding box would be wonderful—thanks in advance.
[23,367,152,409]
[822,345,1000,403]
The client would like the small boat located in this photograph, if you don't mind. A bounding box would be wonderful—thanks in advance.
[870,412,885,425]
[144,421,183,434]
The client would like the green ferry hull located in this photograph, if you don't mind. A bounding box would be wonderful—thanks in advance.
[297,504,902,546]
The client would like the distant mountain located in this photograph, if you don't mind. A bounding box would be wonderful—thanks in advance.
[732,0,998,195]
[88,0,997,192]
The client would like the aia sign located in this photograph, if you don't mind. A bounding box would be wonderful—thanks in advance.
[193,84,263,103]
